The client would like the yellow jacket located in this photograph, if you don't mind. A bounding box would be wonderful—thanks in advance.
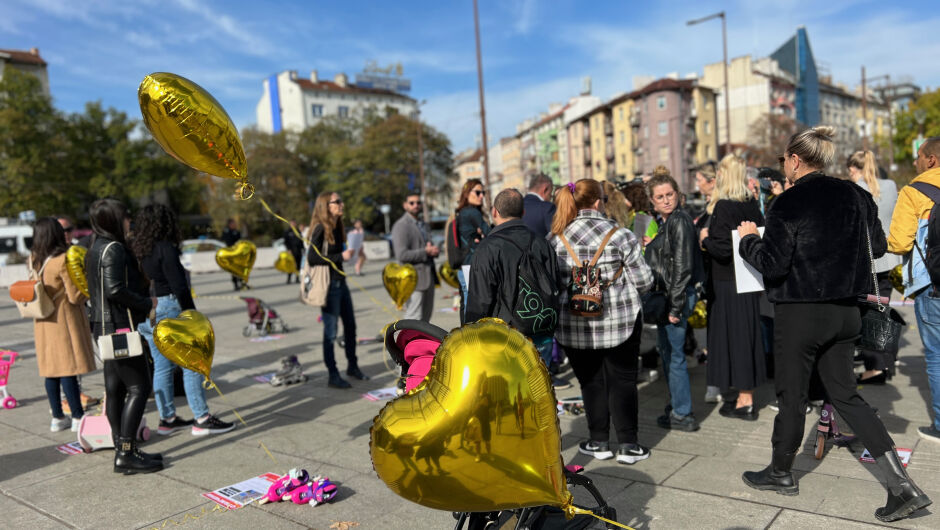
[888,167,940,254]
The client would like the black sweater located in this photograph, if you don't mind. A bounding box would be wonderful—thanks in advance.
[307,223,345,283]
[140,241,196,311]
[702,199,764,282]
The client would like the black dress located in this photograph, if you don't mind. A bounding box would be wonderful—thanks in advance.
[702,199,766,392]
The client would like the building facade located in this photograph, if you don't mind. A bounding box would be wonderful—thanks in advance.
[610,97,637,178]
[500,136,523,191]
[587,104,614,180]
[0,48,49,94]
[256,70,417,133]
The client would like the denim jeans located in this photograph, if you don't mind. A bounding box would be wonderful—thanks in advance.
[657,286,696,418]
[915,290,940,431]
[533,336,554,367]
[457,268,469,323]
[46,376,83,419]
[322,279,358,375]
[139,295,209,420]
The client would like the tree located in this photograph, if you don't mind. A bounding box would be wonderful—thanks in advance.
[894,89,940,163]
[744,112,801,168]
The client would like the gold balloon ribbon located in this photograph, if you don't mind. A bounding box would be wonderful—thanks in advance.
[149,503,229,529]
[564,502,634,530]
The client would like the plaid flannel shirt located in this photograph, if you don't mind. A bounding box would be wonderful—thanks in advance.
[549,210,653,349]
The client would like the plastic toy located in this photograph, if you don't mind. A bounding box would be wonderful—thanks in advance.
[290,476,337,506]
[258,468,311,505]
[77,414,150,453]
[0,351,18,409]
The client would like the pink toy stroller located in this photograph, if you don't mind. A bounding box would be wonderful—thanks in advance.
[241,297,289,337]
[383,320,618,530]
[0,351,19,409]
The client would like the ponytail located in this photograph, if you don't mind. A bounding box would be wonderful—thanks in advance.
[550,179,603,236]
[863,151,880,200]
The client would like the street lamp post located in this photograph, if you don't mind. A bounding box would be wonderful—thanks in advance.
[687,11,730,156]
[415,99,429,224]
[472,0,493,211]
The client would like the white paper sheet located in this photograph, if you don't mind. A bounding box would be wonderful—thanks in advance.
[461,265,470,290]
[732,227,765,293]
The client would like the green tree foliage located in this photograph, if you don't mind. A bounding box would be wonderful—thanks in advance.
[893,89,940,163]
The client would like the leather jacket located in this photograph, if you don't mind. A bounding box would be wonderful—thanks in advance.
[644,209,703,318]
[85,236,152,335]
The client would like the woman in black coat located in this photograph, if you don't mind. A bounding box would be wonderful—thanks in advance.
[699,155,765,421]
[85,198,161,474]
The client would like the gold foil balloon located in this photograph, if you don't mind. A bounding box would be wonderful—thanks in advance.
[383,263,418,310]
[688,299,707,329]
[154,310,215,380]
[890,264,904,296]
[274,251,298,275]
[369,319,570,512]
[65,245,89,297]
[438,262,459,289]
[138,72,251,198]
[215,240,256,282]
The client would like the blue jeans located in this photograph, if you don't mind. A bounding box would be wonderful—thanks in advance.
[534,336,554,368]
[139,295,209,420]
[46,376,83,419]
[915,290,940,431]
[322,280,358,375]
[457,268,469,323]
[657,287,696,418]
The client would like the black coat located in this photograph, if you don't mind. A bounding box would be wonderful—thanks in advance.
[86,236,152,335]
[465,219,559,326]
[645,209,703,318]
[522,193,556,239]
[703,199,764,282]
[739,172,886,303]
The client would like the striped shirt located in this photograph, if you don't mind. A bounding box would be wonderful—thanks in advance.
[549,210,653,349]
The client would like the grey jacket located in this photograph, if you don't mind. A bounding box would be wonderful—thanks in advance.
[857,179,903,273]
[391,213,436,291]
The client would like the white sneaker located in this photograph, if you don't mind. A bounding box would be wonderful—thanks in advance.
[50,417,71,432]
[71,418,81,432]
[704,386,722,403]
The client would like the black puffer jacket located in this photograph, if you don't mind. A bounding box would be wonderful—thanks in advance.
[644,209,703,318]
[86,236,152,335]
[739,172,885,303]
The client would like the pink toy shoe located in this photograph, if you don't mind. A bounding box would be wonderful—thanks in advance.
[257,468,310,505]
[290,476,337,506]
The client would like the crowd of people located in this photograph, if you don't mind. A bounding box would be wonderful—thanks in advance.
[20,125,940,522]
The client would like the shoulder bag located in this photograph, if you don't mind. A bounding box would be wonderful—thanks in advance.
[95,242,145,361]
[300,229,330,307]
[859,229,904,354]
[10,256,59,319]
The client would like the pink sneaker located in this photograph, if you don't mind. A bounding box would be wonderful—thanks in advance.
[257,468,309,505]
[290,476,337,506]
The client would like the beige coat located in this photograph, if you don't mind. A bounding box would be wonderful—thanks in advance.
[33,254,96,378]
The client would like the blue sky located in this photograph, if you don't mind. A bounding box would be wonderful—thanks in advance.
[3,0,937,152]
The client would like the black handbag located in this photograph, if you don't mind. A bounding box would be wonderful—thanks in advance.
[641,290,668,325]
[859,229,904,354]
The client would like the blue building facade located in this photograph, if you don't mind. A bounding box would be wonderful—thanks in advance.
[770,27,820,127]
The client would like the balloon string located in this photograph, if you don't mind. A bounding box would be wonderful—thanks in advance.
[202,378,278,465]
[565,505,634,530]
[149,503,229,529]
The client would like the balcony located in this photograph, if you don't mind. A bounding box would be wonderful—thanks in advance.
[584,146,592,164]
[604,122,613,136]
[606,140,614,160]
[630,114,640,127]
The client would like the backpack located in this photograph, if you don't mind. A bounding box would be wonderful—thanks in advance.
[494,235,559,337]
[558,228,623,318]
[909,182,940,288]
[445,210,469,269]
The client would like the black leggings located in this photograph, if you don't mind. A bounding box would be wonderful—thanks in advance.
[103,354,151,439]
[564,318,642,444]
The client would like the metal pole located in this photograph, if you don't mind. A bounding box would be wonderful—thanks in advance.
[862,66,868,151]
[721,12,730,156]
[416,110,429,224]
[473,0,493,211]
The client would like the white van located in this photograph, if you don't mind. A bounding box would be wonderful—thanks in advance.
[0,225,34,266]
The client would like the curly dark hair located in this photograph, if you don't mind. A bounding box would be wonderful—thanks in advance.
[131,203,181,259]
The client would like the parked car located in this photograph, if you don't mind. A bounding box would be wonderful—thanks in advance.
[0,225,33,266]
[180,238,226,271]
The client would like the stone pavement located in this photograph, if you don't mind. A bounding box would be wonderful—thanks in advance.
[1,261,938,529]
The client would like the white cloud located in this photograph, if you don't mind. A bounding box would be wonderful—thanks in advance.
[171,0,277,57]
[512,0,536,35]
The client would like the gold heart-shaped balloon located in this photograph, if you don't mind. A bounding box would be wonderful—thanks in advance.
[438,262,459,289]
[274,251,298,275]
[890,264,904,295]
[154,310,215,380]
[369,319,569,512]
[215,240,256,282]
[383,263,417,310]
[687,299,707,329]
[138,73,246,182]
[65,245,89,297]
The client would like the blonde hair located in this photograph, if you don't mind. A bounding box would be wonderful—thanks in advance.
[602,181,631,228]
[847,150,880,200]
[550,179,603,236]
[786,126,836,171]
[707,154,750,214]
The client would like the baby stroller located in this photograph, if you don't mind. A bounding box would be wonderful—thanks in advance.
[242,297,289,337]
[384,320,618,530]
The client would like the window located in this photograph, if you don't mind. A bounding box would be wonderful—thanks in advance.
[706,99,712,110]
[705,145,711,158]
[311,104,323,117]
[659,146,669,162]
[621,154,626,166]
[657,96,666,110]
[618,107,624,120]
[704,120,711,134]
[658,121,667,136]
[619,131,625,144]
[643,125,649,138]
[338,106,349,118]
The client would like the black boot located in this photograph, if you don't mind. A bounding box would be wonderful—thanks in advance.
[742,452,799,495]
[114,436,163,475]
[874,450,932,522]
[113,434,161,460]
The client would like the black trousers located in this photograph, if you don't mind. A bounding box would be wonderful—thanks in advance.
[771,303,893,457]
[565,318,641,445]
